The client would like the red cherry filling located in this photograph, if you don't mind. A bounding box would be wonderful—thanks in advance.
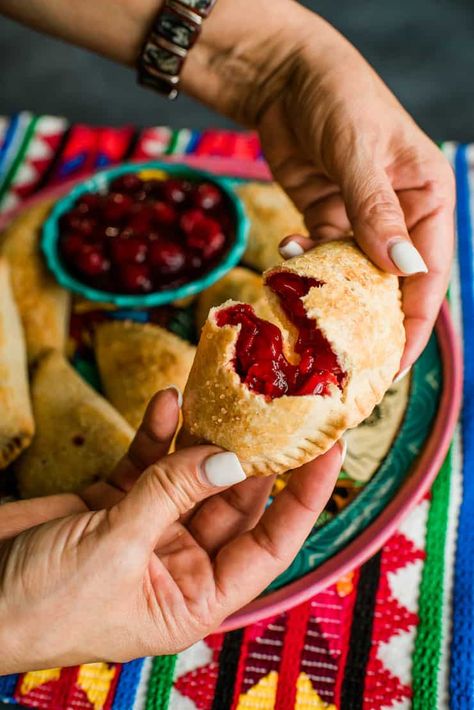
[58,174,233,293]
[215,272,345,399]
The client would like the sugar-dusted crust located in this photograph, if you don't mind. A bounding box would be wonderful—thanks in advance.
[236,182,308,272]
[15,350,133,497]
[195,267,272,331]
[94,320,196,429]
[1,200,71,363]
[0,259,34,468]
[181,239,405,477]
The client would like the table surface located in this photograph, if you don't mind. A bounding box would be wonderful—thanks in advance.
[0,116,472,710]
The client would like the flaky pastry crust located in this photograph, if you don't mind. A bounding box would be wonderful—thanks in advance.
[0,259,34,468]
[236,182,308,272]
[16,350,133,497]
[181,239,405,477]
[1,200,71,363]
[94,320,196,429]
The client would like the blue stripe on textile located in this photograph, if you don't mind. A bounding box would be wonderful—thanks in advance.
[112,659,145,709]
[451,144,474,708]
[185,130,201,154]
[0,114,19,180]
[0,672,19,703]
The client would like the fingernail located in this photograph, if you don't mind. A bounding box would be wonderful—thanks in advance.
[338,436,347,465]
[201,452,246,487]
[165,385,183,408]
[279,240,305,259]
[393,366,411,384]
[389,241,428,275]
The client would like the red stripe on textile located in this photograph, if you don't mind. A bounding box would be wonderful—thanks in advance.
[334,570,360,706]
[275,601,312,710]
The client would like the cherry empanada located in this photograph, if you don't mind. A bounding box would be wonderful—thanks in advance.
[181,239,405,477]
[1,201,71,363]
[236,182,308,272]
[94,320,196,429]
[15,350,133,497]
[0,258,34,468]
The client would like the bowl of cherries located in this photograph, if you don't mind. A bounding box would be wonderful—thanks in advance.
[42,162,249,307]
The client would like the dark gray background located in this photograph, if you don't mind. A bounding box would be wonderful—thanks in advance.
[1,0,474,142]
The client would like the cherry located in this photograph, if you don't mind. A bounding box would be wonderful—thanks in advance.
[76,193,103,215]
[180,208,205,234]
[111,237,148,265]
[119,264,152,293]
[186,216,225,258]
[149,240,186,274]
[76,245,110,277]
[60,210,97,237]
[193,182,222,210]
[102,193,134,223]
[162,179,191,205]
[109,173,143,194]
[126,205,155,236]
[61,233,84,260]
[152,201,177,226]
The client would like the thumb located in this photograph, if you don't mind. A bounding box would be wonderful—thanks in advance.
[342,164,428,276]
[110,447,246,549]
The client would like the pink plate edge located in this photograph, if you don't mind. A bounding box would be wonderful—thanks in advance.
[0,156,463,633]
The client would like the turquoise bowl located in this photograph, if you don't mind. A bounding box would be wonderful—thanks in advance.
[41,161,249,308]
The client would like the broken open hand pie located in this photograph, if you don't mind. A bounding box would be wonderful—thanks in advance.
[181,240,405,477]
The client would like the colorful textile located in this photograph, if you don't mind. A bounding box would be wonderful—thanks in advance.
[0,114,470,709]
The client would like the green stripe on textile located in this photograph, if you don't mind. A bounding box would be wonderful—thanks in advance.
[412,450,452,709]
[164,129,180,156]
[0,115,39,205]
[145,654,177,710]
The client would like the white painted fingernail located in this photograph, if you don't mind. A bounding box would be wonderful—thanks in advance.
[201,452,246,487]
[389,241,428,275]
[338,436,347,465]
[165,385,183,408]
[279,240,305,259]
[393,366,411,384]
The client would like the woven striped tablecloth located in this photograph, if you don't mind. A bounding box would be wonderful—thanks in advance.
[0,114,472,710]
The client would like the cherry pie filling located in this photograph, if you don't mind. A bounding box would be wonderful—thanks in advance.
[216,272,345,399]
[58,174,233,294]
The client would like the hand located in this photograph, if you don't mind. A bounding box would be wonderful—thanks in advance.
[0,389,343,673]
[182,0,455,372]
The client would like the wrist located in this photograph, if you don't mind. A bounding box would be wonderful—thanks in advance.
[180,0,344,125]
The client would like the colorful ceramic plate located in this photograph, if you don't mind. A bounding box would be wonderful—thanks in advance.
[0,156,462,633]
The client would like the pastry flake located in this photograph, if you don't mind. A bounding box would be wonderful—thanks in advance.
[236,182,308,272]
[1,200,71,363]
[0,258,34,468]
[181,239,405,477]
[94,320,196,429]
[15,350,133,497]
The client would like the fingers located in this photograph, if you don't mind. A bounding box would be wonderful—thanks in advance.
[186,475,275,556]
[111,449,247,549]
[0,495,87,540]
[214,443,343,608]
[340,164,428,276]
[110,387,181,493]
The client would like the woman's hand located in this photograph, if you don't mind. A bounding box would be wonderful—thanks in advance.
[0,389,343,673]
[182,0,455,372]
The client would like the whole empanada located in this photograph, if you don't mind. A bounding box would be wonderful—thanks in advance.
[1,200,70,363]
[94,320,196,429]
[0,258,34,468]
[16,350,133,497]
[236,182,308,272]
